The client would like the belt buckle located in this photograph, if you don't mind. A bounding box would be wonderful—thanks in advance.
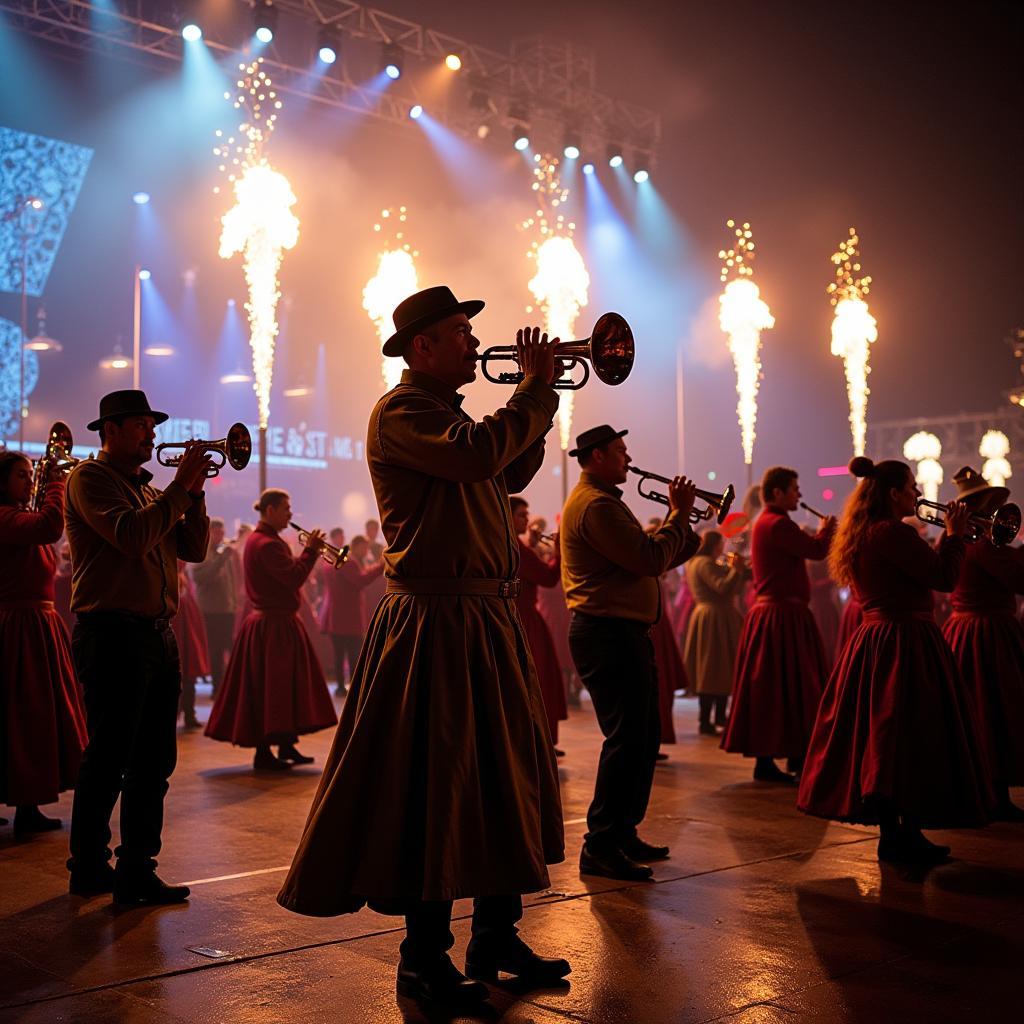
[498,579,520,599]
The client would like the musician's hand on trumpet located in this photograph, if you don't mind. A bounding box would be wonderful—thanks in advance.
[172,442,216,495]
[944,499,970,539]
[667,476,698,522]
[300,526,327,552]
[516,326,566,387]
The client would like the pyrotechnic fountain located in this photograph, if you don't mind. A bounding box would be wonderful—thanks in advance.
[215,57,299,491]
[903,431,943,503]
[979,429,1011,487]
[828,228,877,457]
[362,207,420,390]
[717,220,774,485]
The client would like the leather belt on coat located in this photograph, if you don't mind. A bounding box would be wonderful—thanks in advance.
[0,600,55,611]
[386,577,521,599]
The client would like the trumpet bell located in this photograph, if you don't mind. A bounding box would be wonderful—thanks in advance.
[225,422,253,471]
[992,502,1021,546]
[713,484,736,524]
[588,312,634,386]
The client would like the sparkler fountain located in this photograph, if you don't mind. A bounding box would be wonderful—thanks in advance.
[362,207,420,390]
[828,228,877,457]
[903,431,943,503]
[215,58,299,492]
[522,155,589,501]
[979,429,1011,488]
[717,220,774,486]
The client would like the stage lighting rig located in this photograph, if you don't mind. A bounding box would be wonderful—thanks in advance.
[252,0,277,44]
[469,82,498,139]
[316,25,339,65]
[382,42,402,79]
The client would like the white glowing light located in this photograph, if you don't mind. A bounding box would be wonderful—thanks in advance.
[445,54,462,71]
[718,278,774,465]
[219,162,299,429]
[181,23,202,43]
[363,248,419,389]
[903,431,943,502]
[979,429,1011,487]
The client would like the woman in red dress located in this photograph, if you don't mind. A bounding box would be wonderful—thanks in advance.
[206,490,337,771]
[511,497,568,753]
[798,457,993,863]
[0,451,87,834]
[834,591,863,662]
[942,466,1024,820]
[172,562,210,729]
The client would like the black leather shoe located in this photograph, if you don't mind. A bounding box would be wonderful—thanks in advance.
[113,871,191,906]
[396,955,488,1005]
[621,836,670,862]
[13,806,63,835]
[253,749,291,771]
[465,934,571,985]
[278,744,314,765]
[579,843,653,881]
[69,864,116,896]
[698,722,721,736]
[877,832,951,865]
[753,761,797,784]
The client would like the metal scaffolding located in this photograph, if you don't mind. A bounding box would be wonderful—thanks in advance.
[1,0,661,159]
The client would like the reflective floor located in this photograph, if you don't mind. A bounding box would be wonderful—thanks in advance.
[2,689,1021,1023]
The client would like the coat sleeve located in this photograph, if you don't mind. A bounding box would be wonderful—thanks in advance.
[67,462,193,557]
[175,494,210,564]
[770,514,834,561]
[876,521,966,592]
[518,540,560,587]
[503,434,549,494]
[259,539,320,592]
[376,376,558,483]
[0,479,65,545]
[581,498,697,577]
[693,556,745,598]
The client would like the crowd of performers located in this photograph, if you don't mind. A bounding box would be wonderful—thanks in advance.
[1,282,1022,1008]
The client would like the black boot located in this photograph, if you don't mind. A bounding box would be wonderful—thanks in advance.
[396,956,488,1004]
[753,757,796,784]
[698,695,719,735]
[253,745,291,771]
[579,842,653,881]
[278,742,314,765]
[113,869,191,906]
[621,836,670,861]
[465,933,571,985]
[13,805,63,835]
[69,863,116,896]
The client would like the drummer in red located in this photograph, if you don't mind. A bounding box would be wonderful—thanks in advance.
[0,451,87,835]
[721,466,835,783]
[510,496,568,754]
[205,490,337,771]
[942,466,1024,820]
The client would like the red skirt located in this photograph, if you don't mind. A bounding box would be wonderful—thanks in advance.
[173,587,211,682]
[721,600,827,759]
[835,595,863,662]
[944,610,1024,785]
[651,610,688,743]
[520,604,567,742]
[206,610,337,747]
[0,607,87,806]
[798,613,993,828]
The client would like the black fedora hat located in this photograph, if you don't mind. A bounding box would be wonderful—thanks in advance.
[87,390,169,432]
[383,285,485,357]
[568,424,628,458]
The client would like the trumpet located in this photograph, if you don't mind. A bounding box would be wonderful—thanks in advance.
[30,421,83,510]
[478,312,634,390]
[156,422,252,478]
[290,522,349,569]
[628,466,736,524]
[915,498,1021,547]
[800,501,828,520]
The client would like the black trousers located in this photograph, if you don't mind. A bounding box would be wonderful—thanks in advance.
[203,611,235,692]
[400,894,523,966]
[68,615,181,875]
[330,633,362,684]
[569,612,660,851]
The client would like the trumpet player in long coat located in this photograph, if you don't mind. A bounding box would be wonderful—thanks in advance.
[278,286,570,1008]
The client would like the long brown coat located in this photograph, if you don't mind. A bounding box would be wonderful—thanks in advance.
[277,369,564,915]
[684,555,747,696]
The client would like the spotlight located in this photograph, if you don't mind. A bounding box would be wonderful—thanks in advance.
[382,42,402,79]
[564,144,580,160]
[253,0,276,43]
[607,143,623,168]
[316,26,339,65]
[513,126,530,151]
[633,169,649,183]
[445,53,462,71]
[181,23,202,43]
[582,162,595,175]
[132,191,150,205]
[138,269,151,281]
[409,104,423,120]
[25,197,43,211]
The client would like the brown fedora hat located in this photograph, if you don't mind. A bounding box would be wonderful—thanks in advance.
[382,286,485,357]
[952,465,1009,507]
[87,390,169,432]
[568,424,628,458]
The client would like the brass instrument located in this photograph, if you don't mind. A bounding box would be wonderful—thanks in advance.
[478,312,634,390]
[628,466,736,524]
[290,522,349,569]
[915,498,1021,547]
[800,501,828,520]
[30,421,82,510]
[155,422,252,478]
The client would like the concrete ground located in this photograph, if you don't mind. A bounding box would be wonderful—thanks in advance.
[1,689,1021,1024]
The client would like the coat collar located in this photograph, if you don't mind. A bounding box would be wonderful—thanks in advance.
[400,369,465,410]
[96,449,153,487]
[580,470,623,499]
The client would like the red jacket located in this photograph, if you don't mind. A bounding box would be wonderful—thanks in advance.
[0,481,64,603]
[318,558,385,636]
[950,536,1024,615]
[751,505,834,605]
[244,522,319,613]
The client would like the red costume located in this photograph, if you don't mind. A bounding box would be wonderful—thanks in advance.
[835,593,863,662]
[651,576,689,744]
[318,558,385,637]
[799,522,992,827]
[172,566,211,682]
[943,539,1024,786]
[516,539,568,742]
[0,481,87,807]
[721,506,833,759]
[807,557,840,669]
[206,523,337,747]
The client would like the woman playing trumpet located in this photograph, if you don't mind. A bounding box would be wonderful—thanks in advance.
[798,457,993,863]
[206,490,337,771]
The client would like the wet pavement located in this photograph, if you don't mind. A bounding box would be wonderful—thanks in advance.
[2,689,1021,1023]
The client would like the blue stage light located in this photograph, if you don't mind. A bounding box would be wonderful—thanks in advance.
[316,26,339,66]
[385,63,401,79]
[132,191,151,205]
[409,104,423,120]
[609,154,623,169]
[582,162,595,175]
[256,26,273,43]
[514,135,530,151]
[564,144,580,160]
[138,269,151,281]
[318,45,337,64]
[633,169,649,183]
[181,23,202,43]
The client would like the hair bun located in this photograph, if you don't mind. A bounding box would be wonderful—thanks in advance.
[252,500,261,512]
[849,456,875,478]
